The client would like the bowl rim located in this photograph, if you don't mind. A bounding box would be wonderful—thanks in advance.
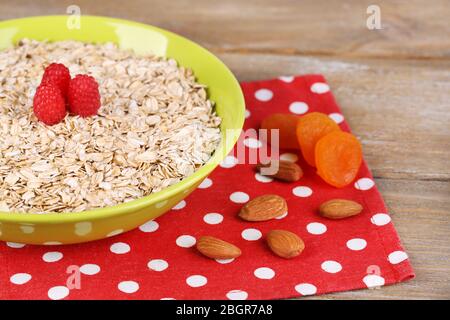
[0,15,245,224]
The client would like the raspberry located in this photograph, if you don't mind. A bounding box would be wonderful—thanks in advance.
[33,84,67,125]
[41,63,71,97]
[68,74,101,117]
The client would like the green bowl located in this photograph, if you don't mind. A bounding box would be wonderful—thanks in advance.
[0,15,245,245]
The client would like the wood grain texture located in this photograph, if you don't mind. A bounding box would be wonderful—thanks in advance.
[0,0,449,299]
[0,0,449,59]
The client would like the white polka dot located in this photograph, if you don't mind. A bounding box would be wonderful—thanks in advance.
[203,213,223,225]
[279,76,294,83]
[74,221,92,236]
[161,297,176,300]
[118,281,139,293]
[292,186,313,197]
[321,260,342,273]
[6,242,25,248]
[289,101,309,114]
[148,259,169,271]
[254,88,273,101]
[107,229,124,237]
[139,220,159,233]
[311,82,330,94]
[43,241,62,246]
[243,137,262,149]
[220,155,238,168]
[155,200,168,208]
[346,238,367,251]
[275,211,288,220]
[355,178,375,190]
[241,228,262,241]
[48,286,70,300]
[254,267,275,280]
[42,251,63,263]
[306,222,327,235]
[363,274,385,288]
[20,225,34,234]
[388,251,408,264]
[226,290,248,300]
[10,273,32,285]
[172,200,186,210]
[229,191,250,204]
[294,283,317,296]
[245,109,251,119]
[216,258,235,264]
[198,178,213,189]
[176,235,196,248]
[186,275,207,288]
[254,173,273,183]
[329,113,344,124]
[280,153,298,162]
[80,264,101,275]
[371,213,391,226]
[110,242,131,254]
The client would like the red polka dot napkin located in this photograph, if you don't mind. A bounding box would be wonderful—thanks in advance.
[0,75,414,300]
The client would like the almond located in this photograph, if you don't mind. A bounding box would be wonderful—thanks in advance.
[256,160,303,182]
[196,236,242,259]
[319,199,363,219]
[266,230,305,259]
[238,194,287,221]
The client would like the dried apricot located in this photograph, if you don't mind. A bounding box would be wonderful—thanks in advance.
[315,131,362,188]
[260,113,300,149]
[296,112,340,167]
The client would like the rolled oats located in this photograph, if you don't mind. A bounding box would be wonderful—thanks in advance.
[0,39,221,213]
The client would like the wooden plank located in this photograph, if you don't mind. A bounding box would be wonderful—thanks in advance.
[0,0,449,59]
[217,52,450,181]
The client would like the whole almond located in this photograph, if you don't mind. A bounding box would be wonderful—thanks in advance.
[266,230,305,259]
[196,236,242,259]
[256,160,303,182]
[319,199,363,219]
[239,194,287,221]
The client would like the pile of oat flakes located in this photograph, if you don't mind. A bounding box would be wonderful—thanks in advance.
[0,39,221,213]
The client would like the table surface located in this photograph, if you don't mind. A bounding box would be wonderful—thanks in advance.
[1,0,449,300]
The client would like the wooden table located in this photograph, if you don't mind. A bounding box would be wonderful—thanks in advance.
[1,0,449,299]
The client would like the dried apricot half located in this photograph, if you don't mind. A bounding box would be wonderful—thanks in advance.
[315,131,362,188]
[296,112,340,166]
[261,113,300,149]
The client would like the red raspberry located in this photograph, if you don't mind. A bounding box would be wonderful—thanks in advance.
[68,74,101,117]
[41,63,71,97]
[33,84,67,125]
